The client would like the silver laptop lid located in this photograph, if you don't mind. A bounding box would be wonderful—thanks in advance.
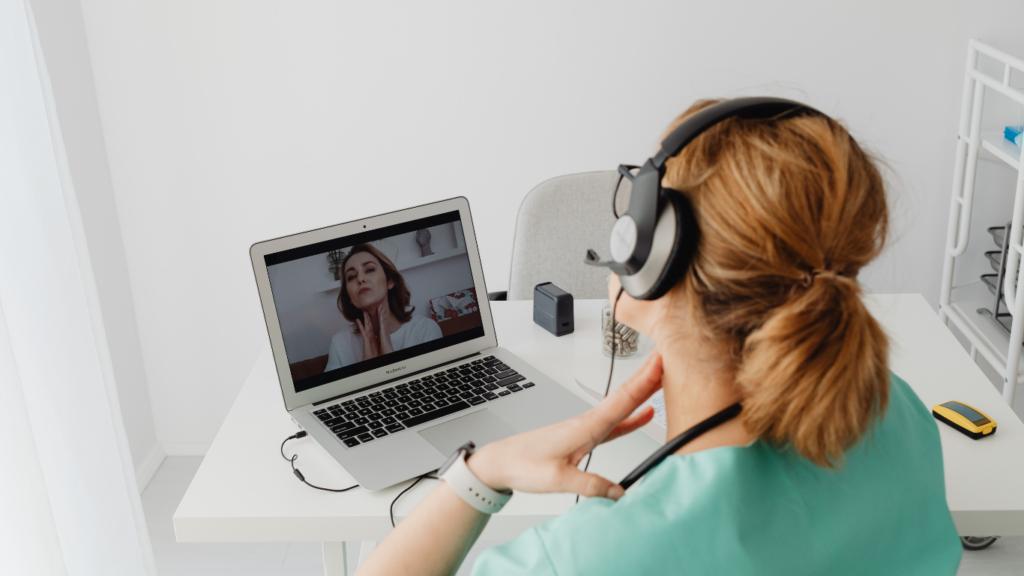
[250,197,497,412]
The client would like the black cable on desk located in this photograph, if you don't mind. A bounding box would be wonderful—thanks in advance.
[390,474,439,528]
[281,431,359,493]
[280,431,440,529]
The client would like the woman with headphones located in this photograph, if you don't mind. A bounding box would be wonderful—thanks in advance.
[357,98,962,575]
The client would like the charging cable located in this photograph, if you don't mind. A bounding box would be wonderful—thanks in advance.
[390,474,438,528]
[576,286,625,504]
[280,431,438,527]
[281,431,360,493]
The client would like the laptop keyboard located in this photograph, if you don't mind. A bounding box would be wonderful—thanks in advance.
[310,355,534,449]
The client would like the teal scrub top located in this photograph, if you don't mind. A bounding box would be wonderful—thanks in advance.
[472,373,962,575]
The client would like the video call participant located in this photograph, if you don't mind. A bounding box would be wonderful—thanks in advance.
[324,244,442,371]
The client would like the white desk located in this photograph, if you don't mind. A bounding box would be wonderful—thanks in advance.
[174,295,1024,575]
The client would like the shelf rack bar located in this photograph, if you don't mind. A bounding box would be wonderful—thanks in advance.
[939,40,1024,407]
[1002,177,1024,406]
[939,43,979,322]
[975,40,1024,83]
[954,80,985,256]
[987,45,1024,407]
[945,304,1013,386]
[970,70,1024,105]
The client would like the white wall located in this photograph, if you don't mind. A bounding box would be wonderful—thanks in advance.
[28,0,161,487]
[73,0,1024,452]
[0,0,155,569]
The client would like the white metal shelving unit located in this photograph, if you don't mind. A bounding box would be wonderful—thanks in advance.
[939,39,1024,407]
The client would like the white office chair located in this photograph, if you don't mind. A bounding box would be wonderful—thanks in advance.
[490,171,631,301]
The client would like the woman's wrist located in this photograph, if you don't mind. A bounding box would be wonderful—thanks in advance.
[465,444,509,493]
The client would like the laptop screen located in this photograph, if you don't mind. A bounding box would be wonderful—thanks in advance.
[264,211,484,394]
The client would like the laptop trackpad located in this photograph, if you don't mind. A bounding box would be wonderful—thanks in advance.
[418,409,519,457]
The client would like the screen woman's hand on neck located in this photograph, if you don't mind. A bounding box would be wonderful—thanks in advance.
[377,304,396,354]
[345,251,402,360]
[355,309,380,361]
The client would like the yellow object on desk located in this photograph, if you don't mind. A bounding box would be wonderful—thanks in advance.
[932,401,997,440]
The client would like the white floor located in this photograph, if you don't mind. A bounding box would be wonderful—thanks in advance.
[959,538,1024,575]
[144,456,1022,575]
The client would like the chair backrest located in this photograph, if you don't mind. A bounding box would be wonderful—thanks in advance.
[507,171,631,300]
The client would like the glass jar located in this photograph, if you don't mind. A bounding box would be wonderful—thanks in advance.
[600,300,641,359]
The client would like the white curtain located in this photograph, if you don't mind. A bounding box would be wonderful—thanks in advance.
[0,0,156,573]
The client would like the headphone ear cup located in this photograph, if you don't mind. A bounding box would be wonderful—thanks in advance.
[641,190,699,301]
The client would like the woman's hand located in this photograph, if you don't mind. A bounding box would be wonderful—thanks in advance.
[356,310,380,361]
[378,304,395,355]
[356,354,661,576]
[467,351,663,501]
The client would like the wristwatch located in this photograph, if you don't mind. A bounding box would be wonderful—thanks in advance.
[438,441,513,514]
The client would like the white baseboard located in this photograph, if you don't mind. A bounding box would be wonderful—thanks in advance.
[135,443,166,492]
[161,441,210,457]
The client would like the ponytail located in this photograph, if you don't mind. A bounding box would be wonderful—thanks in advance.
[736,274,888,468]
[661,99,890,469]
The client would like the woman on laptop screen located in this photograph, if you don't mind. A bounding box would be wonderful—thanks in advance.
[324,244,442,370]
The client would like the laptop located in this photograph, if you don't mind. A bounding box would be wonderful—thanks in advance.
[250,197,591,490]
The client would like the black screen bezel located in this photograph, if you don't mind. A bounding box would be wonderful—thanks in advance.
[264,210,482,394]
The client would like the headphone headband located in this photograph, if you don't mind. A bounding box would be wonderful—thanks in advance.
[586,97,822,300]
[653,97,819,169]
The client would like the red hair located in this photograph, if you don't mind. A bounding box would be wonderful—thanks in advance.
[664,100,890,468]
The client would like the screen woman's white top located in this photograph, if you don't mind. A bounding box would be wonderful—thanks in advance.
[324,315,443,371]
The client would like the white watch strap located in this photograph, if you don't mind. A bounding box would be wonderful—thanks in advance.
[441,452,512,514]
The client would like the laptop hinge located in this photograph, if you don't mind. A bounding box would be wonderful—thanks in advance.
[312,352,482,407]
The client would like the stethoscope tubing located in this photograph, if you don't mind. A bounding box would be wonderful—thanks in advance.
[619,402,743,490]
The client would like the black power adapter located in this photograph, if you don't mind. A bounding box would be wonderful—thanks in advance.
[533,282,574,336]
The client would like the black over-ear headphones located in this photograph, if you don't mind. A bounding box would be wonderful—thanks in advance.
[584,97,821,300]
